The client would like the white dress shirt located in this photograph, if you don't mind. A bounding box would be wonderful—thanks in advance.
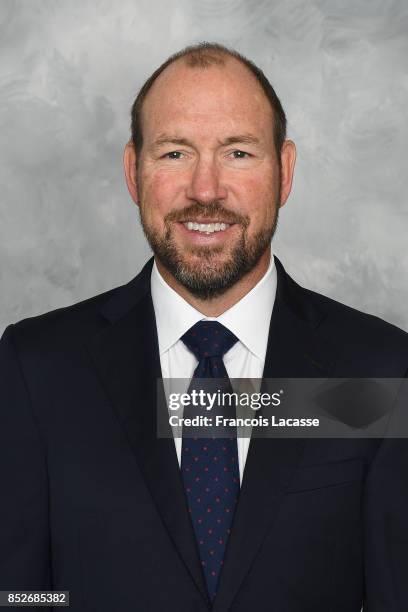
[150,255,277,485]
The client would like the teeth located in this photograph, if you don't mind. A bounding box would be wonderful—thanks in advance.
[183,221,230,233]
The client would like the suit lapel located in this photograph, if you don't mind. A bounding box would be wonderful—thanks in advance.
[212,256,337,612]
[87,259,210,607]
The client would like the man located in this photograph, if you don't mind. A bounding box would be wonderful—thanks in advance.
[0,42,407,611]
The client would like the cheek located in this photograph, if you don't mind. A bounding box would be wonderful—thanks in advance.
[238,175,277,222]
[140,172,180,224]
[141,170,182,207]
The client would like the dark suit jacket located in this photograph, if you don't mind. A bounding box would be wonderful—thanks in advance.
[1,256,408,611]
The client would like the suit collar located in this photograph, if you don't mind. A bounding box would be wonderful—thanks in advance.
[264,256,335,378]
[100,255,329,331]
[100,257,154,324]
[99,255,335,380]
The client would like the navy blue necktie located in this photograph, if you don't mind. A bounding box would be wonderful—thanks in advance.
[181,321,240,601]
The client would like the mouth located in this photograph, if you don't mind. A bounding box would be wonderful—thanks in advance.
[181,220,233,234]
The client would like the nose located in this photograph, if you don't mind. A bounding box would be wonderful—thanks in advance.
[185,157,227,203]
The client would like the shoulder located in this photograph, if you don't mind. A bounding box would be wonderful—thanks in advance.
[305,286,408,374]
[6,258,155,354]
[308,285,406,338]
[274,256,408,375]
[7,284,122,356]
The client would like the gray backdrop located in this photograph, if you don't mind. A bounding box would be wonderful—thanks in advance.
[1,0,407,334]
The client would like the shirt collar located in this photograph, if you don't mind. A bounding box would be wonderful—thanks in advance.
[151,255,277,359]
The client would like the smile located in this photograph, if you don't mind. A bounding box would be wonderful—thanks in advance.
[183,221,231,234]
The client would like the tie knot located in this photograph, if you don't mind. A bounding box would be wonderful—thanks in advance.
[181,321,238,361]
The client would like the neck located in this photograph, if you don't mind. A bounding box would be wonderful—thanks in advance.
[155,249,271,317]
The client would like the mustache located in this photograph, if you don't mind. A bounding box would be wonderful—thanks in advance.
[164,201,249,227]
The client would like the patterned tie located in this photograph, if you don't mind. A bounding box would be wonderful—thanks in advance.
[181,321,240,602]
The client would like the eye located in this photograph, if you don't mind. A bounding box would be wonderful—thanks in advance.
[163,151,184,159]
[231,150,251,159]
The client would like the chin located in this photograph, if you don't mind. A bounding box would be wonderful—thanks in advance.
[142,216,275,299]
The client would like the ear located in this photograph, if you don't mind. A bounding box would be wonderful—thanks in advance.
[279,139,296,208]
[123,141,139,205]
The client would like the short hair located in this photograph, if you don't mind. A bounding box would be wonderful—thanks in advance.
[130,42,287,164]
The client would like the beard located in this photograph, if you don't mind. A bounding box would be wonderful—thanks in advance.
[138,195,280,300]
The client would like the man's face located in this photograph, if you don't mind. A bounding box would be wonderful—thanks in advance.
[130,58,286,299]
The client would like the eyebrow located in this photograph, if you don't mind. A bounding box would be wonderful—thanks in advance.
[151,136,193,149]
[221,134,260,146]
[150,133,261,150]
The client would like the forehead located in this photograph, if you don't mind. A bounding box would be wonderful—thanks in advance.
[141,57,274,142]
